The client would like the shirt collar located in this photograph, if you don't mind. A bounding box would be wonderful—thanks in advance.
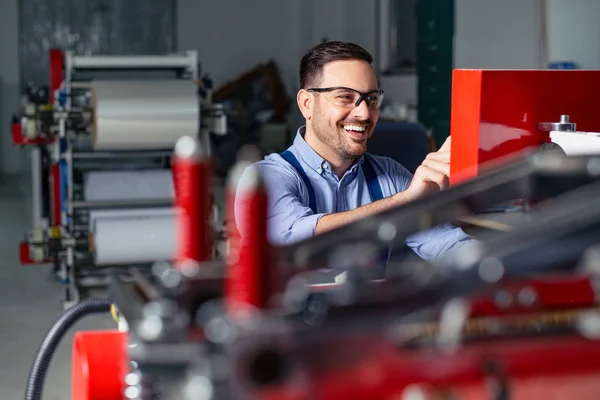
[292,126,364,176]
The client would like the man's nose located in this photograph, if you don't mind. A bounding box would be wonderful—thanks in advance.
[351,99,371,120]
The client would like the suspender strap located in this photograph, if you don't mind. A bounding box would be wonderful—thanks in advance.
[361,155,384,202]
[280,150,317,214]
[361,155,390,269]
[280,151,385,212]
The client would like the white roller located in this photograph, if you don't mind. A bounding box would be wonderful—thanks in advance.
[92,214,176,265]
[88,207,176,232]
[91,79,199,150]
[550,130,600,156]
[84,169,174,201]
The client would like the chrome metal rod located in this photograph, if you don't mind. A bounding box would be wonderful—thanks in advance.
[72,150,173,160]
[72,198,173,210]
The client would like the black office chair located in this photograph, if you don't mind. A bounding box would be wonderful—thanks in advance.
[368,121,432,174]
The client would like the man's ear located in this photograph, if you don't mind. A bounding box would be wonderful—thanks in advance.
[297,89,313,120]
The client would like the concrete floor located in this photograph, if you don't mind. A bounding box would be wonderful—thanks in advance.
[0,176,114,400]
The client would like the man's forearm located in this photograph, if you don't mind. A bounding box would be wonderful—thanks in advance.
[315,191,413,234]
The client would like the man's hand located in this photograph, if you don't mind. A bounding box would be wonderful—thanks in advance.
[398,136,451,202]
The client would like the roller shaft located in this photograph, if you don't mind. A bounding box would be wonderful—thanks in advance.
[72,199,172,210]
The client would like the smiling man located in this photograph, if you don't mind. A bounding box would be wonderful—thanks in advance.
[235,41,472,264]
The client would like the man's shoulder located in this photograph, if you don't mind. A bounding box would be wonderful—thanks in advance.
[248,150,302,179]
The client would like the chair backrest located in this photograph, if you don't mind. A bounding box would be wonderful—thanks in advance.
[368,121,431,174]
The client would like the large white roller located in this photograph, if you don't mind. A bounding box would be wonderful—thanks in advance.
[91,79,199,150]
[88,207,176,232]
[92,214,177,265]
[83,169,175,201]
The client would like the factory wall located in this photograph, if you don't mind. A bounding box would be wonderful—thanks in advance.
[1,0,599,176]
[0,0,22,177]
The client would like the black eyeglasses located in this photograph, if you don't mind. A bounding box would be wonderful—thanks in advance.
[307,86,385,110]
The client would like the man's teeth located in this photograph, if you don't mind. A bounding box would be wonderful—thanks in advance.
[344,125,366,132]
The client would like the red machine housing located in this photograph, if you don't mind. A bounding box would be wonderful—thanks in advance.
[450,69,600,184]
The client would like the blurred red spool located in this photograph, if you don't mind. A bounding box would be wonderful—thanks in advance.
[172,135,212,267]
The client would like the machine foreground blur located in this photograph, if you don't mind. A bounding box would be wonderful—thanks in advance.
[25,69,600,400]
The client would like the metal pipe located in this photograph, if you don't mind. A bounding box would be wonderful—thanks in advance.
[71,54,196,70]
[108,273,147,326]
[129,268,161,301]
[30,147,43,228]
[72,198,173,210]
[72,150,173,160]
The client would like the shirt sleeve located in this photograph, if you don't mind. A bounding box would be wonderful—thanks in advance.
[385,158,476,261]
[234,161,326,246]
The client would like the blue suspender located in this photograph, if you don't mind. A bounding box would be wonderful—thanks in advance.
[280,150,390,271]
[280,150,384,213]
[280,150,318,213]
[361,154,384,202]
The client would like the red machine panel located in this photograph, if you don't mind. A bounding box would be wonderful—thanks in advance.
[450,70,600,184]
[72,330,127,400]
[49,48,64,103]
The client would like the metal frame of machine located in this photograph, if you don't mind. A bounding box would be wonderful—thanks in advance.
[69,138,600,400]
[26,68,600,399]
[12,48,215,308]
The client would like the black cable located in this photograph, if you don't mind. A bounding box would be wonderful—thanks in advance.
[24,297,113,400]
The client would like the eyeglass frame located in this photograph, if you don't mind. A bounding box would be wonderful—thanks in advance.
[306,86,385,109]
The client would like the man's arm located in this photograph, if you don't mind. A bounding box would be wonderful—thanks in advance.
[234,161,326,246]
[318,137,455,235]
[315,190,414,234]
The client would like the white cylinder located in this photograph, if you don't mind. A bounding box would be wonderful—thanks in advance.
[91,80,199,151]
[83,169,175,201]
[92,214,176,265]
[88,207,176,233]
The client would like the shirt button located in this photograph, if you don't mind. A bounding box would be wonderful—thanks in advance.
[317,168,323,174]
[353,167,357,173]
[322,162,328,169]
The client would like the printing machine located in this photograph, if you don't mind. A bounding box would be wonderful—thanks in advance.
[12,48,227,308]
[24,69,600,400]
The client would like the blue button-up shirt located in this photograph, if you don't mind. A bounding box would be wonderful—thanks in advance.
[235,127,473,261]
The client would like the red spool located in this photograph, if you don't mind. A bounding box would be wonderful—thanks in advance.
[172,136,212,267]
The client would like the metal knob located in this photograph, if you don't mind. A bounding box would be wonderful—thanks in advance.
[537,114,576,132]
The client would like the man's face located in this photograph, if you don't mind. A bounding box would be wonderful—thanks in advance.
[310,60,380,160]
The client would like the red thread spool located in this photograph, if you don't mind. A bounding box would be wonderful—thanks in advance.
[172,135,212,267]
[225,161,271,315]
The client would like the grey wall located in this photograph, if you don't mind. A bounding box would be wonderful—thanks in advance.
[176,0,377,93]
[0,0,22,177]
[547,0,600,68]
[454,0,545,69]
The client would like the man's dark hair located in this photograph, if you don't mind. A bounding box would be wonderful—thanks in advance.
[299,41,373,89]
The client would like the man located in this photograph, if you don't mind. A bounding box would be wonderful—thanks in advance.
[235,41,472,263]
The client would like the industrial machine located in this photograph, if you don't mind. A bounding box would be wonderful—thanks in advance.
[25,69,600,399]
[12,48,227,307]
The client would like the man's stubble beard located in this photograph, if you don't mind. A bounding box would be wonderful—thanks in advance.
[311,105,367,160]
